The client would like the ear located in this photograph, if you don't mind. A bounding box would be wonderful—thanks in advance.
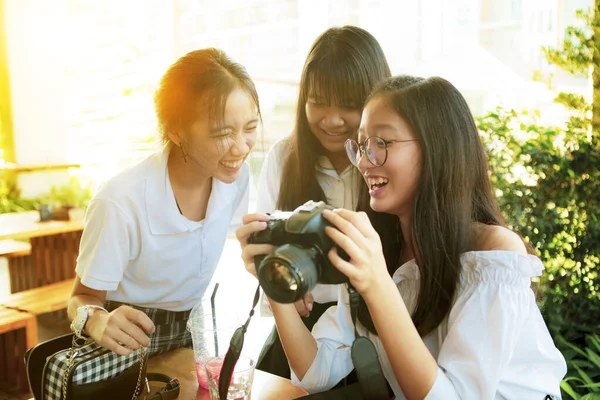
[166,131,182,147]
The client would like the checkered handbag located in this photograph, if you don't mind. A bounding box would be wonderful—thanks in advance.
[25,333,148,400]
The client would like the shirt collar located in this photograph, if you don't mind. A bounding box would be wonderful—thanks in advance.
[145,145,240,235]
[316,155,354,177]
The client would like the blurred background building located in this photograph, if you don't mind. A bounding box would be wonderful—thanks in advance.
[1,0,593,204]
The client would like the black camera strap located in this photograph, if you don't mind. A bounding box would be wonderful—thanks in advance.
[218,284,261,399]
[348,285,391,400]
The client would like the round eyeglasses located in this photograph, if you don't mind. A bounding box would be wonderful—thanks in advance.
[345,136,417,167]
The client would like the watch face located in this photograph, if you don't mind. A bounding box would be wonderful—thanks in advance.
[72,306,89,337]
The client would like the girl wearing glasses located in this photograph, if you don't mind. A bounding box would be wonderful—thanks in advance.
[238,75,566,398]
[253,26,391,378]
[69,49,260,357]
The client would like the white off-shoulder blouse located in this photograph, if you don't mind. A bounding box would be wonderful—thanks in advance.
[290,251,567,399]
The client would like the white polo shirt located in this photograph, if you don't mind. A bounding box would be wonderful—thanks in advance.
[255,138,362,310]
[75,145,249,311]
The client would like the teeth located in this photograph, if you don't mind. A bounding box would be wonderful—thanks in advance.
[220,159,243,169]
[366,177,389,188]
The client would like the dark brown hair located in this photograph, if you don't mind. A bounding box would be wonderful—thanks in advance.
[154,48,260,143]
[357,75,505,337]
[276,26,391,211]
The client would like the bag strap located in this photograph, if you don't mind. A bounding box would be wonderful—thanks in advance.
[218,284,261,399]
[348,285,392,400]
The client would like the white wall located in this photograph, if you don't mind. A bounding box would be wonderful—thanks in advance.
[5,0,68,166]
[5,0,69,197]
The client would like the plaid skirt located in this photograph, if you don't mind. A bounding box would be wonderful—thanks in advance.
[104,300,193,357]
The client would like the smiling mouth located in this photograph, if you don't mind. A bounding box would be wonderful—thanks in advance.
[323,129,348,137]
[220,159,244,169]
[366,176,389,190]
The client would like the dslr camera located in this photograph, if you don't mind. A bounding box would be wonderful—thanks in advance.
[248,200,349,303]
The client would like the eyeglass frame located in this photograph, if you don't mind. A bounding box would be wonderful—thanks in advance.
[345,136,418,167]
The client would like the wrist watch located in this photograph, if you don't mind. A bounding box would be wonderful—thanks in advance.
[71,305,108,338]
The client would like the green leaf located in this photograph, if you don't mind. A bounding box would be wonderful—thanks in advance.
[574,365,594,385]
[559,336,589,358]
[561,379,582,400]
[580,393,600,400]
[586,348,600,369]
[588,335,600,354]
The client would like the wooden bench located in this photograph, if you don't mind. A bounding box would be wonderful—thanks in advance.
[0,239,36,296]
[0,279,74,393]
[0,211,83,293]
[0,239,32,258]
[0,278,75,316]
[0,307,38,392]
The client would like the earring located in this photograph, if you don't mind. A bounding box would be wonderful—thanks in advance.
[180,144,188,163]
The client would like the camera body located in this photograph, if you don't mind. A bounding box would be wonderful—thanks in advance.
[248,200,348,303]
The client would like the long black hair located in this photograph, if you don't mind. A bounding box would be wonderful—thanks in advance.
[357,75,505,337]
[276,26,391,211]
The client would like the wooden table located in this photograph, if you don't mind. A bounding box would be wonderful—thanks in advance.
[146,348,309,399]
[0,211,84,293]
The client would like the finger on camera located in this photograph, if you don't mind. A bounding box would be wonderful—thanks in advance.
[334,209,377,238]
[242,213,270,224]
[244,243,276,259]
[236,221,268,245]
[294,299,310,318]
[303,293,314,304]
[328,248,354,277]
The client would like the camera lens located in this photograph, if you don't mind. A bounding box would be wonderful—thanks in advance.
[257,244,319,303]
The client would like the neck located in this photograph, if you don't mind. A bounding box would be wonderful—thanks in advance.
[167,145,211,189]
[325,150,351,175]
[167,145,213,221]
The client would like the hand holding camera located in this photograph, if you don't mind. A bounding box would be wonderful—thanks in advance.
[239,201,350,304]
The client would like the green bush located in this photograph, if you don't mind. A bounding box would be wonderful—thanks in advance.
[478,108,600,344]
[558,334,600,399]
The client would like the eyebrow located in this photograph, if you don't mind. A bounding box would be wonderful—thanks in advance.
[210,118,259,133]
[357,123,399,137]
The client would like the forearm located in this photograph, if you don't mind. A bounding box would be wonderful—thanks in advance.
[268,298,318,380]
[364,278,438,400]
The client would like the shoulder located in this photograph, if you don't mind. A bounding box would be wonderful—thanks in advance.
[471,224,527,255]
[260,137,291,178]
[96,151,160,199]
[266,137,292,161]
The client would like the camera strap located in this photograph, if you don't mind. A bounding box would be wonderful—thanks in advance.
[348,285,392,400]
[218,284,261,399]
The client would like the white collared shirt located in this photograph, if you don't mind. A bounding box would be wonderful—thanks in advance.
[292,251,567,399]
[75,145,249,311]
[256,138,361,215]
[255,138,363,309]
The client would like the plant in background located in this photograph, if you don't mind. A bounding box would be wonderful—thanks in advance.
[478,108,599,345]
[478,4,600,399]
[0,179,40,213]
[558,334,600,399]
[46,176,93,210]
